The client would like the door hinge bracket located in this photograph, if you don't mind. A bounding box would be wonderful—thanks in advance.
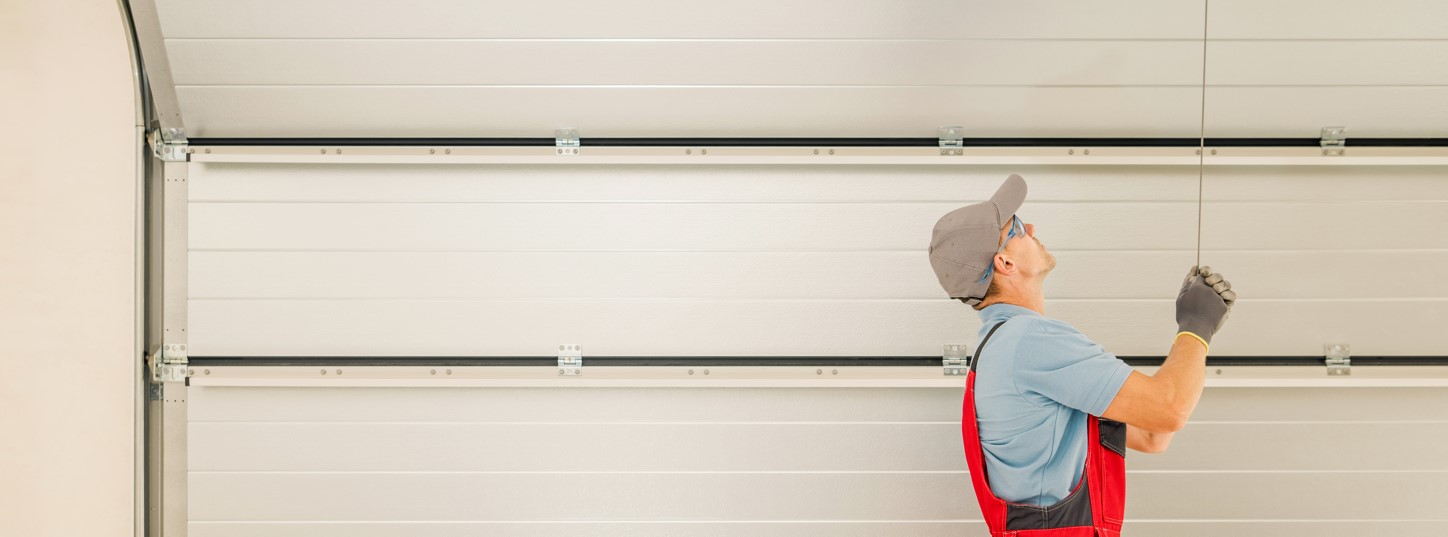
[1320,126,1347,156]
[939,126,964,156]
[555,128,580,156]
[147,128,190,162]
[558,344,583,375]
[150,343,189,383]
[943,344,970,376]
[1325,343,1351,376]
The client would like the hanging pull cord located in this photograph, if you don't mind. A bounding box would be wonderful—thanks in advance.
[1196,0,1210,268]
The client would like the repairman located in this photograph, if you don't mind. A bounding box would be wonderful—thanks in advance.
[928,174,1237,536]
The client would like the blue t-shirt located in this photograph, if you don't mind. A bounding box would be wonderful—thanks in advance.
[972,304,1135,506]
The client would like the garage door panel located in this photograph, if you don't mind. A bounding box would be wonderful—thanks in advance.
[188,163,1200,204]
[157,0,1202,40]
[187,471,1448,521]
[170,40,1201,87]
[189,423,965,472]
[188,421,1448,473]
[1211,0,1448,39]
[1201,201,1448,250]
[188,299,1445,357]
[189,472,973,521]
[1205,87,1448,138]
[190,250,1448,301]
[189,250,1193,300]
[188,201,1198,252]
[186,386,1448,424]
[1210,41,1448,86]
[1204,166,1448,202]
[188,387,966,423]
[176,86,1205,139]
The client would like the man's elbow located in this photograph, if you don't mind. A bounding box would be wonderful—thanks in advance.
[1137,435,1173,454]
[1163,408,1189,433]
[1142,408,1188,434]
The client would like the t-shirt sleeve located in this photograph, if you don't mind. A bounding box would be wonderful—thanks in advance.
[1011,318,1135,416]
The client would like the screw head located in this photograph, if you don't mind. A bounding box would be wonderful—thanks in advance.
[688,369,695,375]
[828,149,835,155]
[336,369,342,375]
[430,369,437,375]
[445,149,451,154]
[321,369,327,375]
[429,149,436,154]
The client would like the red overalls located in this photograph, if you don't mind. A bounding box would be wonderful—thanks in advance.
[962,322,1129,536]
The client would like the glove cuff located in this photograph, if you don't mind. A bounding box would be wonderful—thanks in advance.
[1175,331,1210,353]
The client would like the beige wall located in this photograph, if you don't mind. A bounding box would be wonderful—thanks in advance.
[0,1,139,536]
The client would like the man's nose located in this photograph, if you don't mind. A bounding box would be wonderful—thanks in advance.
[1024,223,1036,237]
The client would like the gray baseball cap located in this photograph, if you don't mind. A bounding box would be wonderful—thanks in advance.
[928,174,1028,304]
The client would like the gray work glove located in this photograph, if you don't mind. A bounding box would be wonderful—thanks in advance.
[1176,265,1235,347]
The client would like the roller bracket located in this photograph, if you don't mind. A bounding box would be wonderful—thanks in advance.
[1320,126,1347,156]
[1325,343,1351,376]
[939,126,964,156]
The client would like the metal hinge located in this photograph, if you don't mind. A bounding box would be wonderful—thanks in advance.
[555,128,580,156]
[1320,126,1347,156]
[150,343,189,383]
[939,126,964,156]
[1325,343,1351,376]
[147,127,189,162]
[943,344,970,376]
[558,344,583,375]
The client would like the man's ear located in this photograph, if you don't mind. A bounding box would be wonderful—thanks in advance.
[993,254,1015,276]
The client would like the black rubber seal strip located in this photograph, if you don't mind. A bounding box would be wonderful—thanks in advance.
[187,137,1448,148]
[187,356,1448,368]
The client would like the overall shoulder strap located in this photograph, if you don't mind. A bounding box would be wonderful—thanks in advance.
[969,320,1009,372]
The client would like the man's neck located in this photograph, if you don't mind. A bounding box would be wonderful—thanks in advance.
[981,289,1045,315]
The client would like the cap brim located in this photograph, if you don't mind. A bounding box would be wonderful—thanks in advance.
[989,174,1027,222]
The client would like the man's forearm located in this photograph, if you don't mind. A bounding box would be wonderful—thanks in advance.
[1153,334,1209,426]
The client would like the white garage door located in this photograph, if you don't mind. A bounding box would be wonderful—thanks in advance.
[127,1,1448,536]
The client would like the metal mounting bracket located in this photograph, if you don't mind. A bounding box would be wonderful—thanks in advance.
[1320,126,1347,156]
[555,128,580,156]
[939,126,964,156]
[150,343,189,383]
[1325,343,1351,376]
[147,128,189,162]
[943,344,970,376]
[558,344,583,375]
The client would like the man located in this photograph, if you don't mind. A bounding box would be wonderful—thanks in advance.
[928,174,1235,536]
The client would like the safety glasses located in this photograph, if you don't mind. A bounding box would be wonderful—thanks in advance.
[978,215,1025,284]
